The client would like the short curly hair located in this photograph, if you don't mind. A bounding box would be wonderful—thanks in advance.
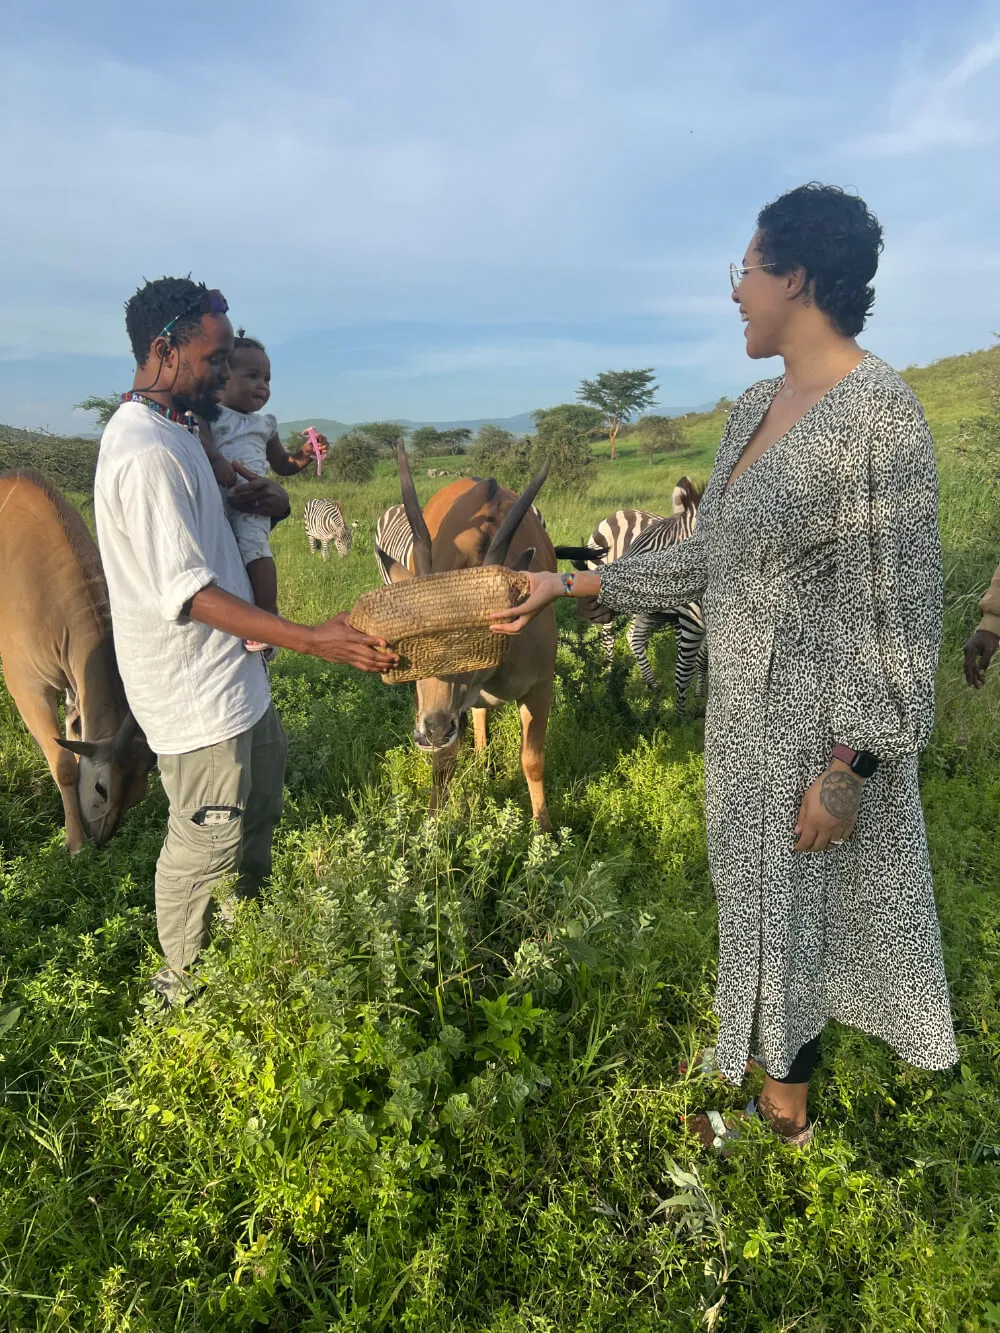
[124,276,210,363]
[756,184,884,337]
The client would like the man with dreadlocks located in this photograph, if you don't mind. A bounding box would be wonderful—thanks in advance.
[94,277,396,1006]
[197,328,327,656]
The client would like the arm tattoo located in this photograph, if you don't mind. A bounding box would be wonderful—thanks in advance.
[819,770,863,822]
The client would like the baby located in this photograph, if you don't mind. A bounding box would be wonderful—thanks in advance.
[199,331,325,654]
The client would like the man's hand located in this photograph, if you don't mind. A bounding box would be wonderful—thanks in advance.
[227,466,290,518]
[963,628,999,689]
[315,613,398,672]
[793,761,864,853]
[187,586,398,673]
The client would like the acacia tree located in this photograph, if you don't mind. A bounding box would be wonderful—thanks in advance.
[636,414,685,464]
[411,426,472,459]
[75,393,121,428]
[532,403,604,436]
[356,421,408,457]
[577,368,659,461]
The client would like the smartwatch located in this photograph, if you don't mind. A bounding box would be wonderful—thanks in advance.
[831,743,878,778]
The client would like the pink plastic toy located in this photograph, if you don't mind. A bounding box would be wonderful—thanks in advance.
[302,425,327,478]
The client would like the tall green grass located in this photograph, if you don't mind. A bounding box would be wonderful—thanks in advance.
[1,357,999,1330]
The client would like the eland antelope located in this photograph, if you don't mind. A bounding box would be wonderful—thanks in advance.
[0,470,154,852]
[378,444,558,829]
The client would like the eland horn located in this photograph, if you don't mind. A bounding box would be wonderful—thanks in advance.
[396,439,433,577]
[482,459,550,568]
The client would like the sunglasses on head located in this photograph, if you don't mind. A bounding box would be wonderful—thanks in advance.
[158,289,229,343]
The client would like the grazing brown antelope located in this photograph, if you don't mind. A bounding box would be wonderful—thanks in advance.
[378,444,558,830]
[0,470,154,852]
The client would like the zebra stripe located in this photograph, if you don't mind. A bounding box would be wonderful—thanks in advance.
[304,498,354,559]
[374,503,410,584]
[578,484,706,706]
[374,500,546,585]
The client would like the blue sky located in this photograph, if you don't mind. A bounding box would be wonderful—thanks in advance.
[1,0,998,433]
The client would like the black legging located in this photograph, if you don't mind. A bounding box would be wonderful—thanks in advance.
[769,1033,821,1084]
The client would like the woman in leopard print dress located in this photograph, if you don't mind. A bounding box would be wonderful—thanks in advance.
[493,184,958,1143]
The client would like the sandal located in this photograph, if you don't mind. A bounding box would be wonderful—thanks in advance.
[684,1098,814,1152]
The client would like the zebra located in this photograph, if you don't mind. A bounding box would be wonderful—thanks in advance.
[374,503,410,584]
[374,499,547,585]
[556,477,707,708]
[303,498,356,559]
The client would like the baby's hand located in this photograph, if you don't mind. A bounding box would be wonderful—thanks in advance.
[211,456,239,488]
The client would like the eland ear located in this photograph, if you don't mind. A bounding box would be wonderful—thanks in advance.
[510,546,536,571]
[384,558,415,584]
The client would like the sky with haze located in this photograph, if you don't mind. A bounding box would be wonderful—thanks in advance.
[1,0,998,433]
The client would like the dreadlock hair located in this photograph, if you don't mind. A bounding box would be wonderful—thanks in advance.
[125,276,209,364]
[233,328,266,354]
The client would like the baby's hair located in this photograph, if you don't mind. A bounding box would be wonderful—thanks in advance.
[233,326,266,353]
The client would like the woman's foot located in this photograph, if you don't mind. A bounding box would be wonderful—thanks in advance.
[684,1100,814,1152]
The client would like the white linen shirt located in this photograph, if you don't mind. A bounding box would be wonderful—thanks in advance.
[94,400,271,756]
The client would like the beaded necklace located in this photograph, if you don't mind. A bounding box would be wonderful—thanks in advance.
[120,391,199,434]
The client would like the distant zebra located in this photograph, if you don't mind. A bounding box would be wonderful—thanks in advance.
[303,498,356,559]
[562,477,707,707]
[374,500,547,584]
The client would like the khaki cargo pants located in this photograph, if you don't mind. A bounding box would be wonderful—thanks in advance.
[154,704,287,980]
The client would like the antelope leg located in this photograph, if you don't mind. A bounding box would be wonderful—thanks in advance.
[518,677,553,832]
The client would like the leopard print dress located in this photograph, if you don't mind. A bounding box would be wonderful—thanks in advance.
[599,352,958,1082]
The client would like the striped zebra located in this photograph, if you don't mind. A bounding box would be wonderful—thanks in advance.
[562,478,707,707]
[374,500,547,584]
[303,498,356,559]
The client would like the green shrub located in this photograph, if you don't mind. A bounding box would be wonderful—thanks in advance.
[529,415,595,491]
[327,431,379,484]
[0,424,100,493]
[469,425,532,490]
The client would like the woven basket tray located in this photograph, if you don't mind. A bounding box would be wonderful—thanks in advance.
[350,565,531,683]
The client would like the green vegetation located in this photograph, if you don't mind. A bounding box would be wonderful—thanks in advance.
[0,425,100,493]
[73,394,121,430]
[1,344,1000,1329]
[410,425,472,459]
[469,425,531,491]
[577,367,660,461]
[326,431,379,485]
[631,413,687,463]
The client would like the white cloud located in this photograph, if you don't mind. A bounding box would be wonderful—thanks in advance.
[844,29,1000,157]
[0,0,998,429]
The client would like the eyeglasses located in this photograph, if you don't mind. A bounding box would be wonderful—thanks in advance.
[158,288,229,342]
[729,262,774,292]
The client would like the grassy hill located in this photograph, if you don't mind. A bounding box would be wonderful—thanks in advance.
[278,411,541,441]
[1,342,1000,1329]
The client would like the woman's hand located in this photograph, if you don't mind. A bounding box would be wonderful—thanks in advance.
[793,762,864,852]
[489,571,565,635]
